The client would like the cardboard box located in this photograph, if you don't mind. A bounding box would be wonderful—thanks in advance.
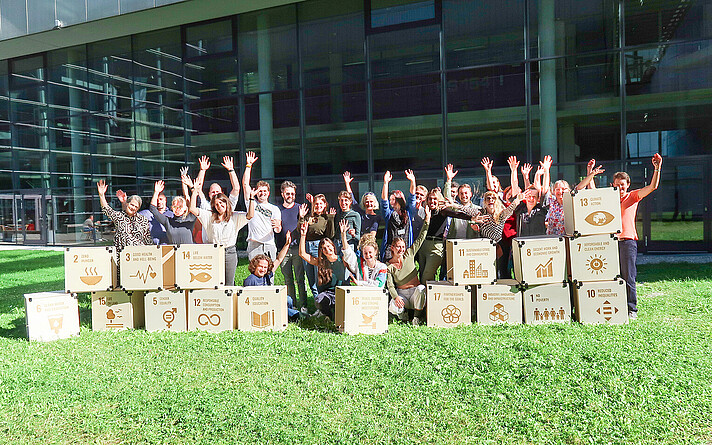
[174,244,225,290]
[187,288,236,332]
[236,286,289,332]
[567,234,620,283]
[119,245,176,291]
[563,187,622,236]
[92,290,145,331]
[24,291,80,341]
[475,280,522,325]
[573,279,628,325]
[445,239,497,285]
[144,290,188,332]
[512,235,567,286]
[522,282,572,325]
[64,246,117,292]
[426,281,472,328]
[335,286,388,335]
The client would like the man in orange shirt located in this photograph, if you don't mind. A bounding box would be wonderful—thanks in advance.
[613,153,663,320]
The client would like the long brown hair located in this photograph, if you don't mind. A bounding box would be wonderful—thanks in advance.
[210,193,233,222]
[311,194,328,218]
[317,237,337,286]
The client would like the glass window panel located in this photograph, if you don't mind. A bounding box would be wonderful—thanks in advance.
[87,37,133,113]
[444,0,524,68]
[239,5,298,93]
[14,122,49,150]
[52,150,91,175]
[120,0,153,13]
[184,19,233,58]
[16,148,50,173]
[0,0,28,39]
[184,57,237,101]
[133,28,184,108]
[48,46,88,112]
[370,0,436,29]
[299,0,365,88]
[529,0,619,57]
[447,64,528,168]
[369,26,440,79]
[88,0,120,21]
[187,98,238,135]
[372,73,441,119]
[0,122,10,147]
[304,82,367,125]
[28,0,55,34]
[57,0,87,26]
[625,0,712,46]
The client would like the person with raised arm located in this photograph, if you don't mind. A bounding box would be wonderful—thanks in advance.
[614,153,663,320]
[443,163,482,241]
[242,151,282,260]
[405,169,428,240]
[149,180,196,245]
[340,219,388,287]
[276,180,308,315]
[514,156,553,237]
[298,219,350,320]
[545,159,603,235]
[343,171,382,238]
[138,182,172,245]
[386,204,431,325]
[380,170,416,261]
[299,194,336,309]
[187,175,254,286]
[97,179,152,282]
[334,190,361,252]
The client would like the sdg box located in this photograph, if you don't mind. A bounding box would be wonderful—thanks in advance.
[24,291,80,342]
[335,286,388,335]
[426,282,472,328]
[120,245,176,291]
[144,290,188,332]
[64,246,116,293]
[567,234,620,283]
[522,282,572,325]
[445,239,497,285]
[512,236,567,286]
[475,280,522,326]
[573,279,628,325]
[92,290,145,331]
[174,244,225,290]
[236,286,288,332]
[187,288,235,332]
[563,187,622,236]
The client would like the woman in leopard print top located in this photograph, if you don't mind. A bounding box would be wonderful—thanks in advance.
[97,179,152,252]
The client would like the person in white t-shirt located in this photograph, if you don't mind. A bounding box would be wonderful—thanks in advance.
[242,151,282,260]
[192,155,242,243]
[186,175,254,286]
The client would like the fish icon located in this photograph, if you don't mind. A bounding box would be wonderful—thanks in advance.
[190,272,212,283]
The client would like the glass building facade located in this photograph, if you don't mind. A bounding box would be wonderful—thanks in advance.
[0,0,710,251]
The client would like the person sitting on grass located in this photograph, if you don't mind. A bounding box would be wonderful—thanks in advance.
[298,220,350,320]
[340,219,388,287]
[243,231,300,321]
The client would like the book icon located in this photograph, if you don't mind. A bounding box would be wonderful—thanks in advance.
[251,310,274,328]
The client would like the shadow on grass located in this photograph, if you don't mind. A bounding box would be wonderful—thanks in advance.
[638,263,712,283]
[297,315,338,333]
[0,280,65,313]
[0,253,63,275]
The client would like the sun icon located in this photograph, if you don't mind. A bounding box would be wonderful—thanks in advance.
[586,254,607,274]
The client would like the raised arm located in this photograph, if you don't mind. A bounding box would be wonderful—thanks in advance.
[381,170,392,202]
[444,164,458,200]
[221,156,240,199]
[298,221,318,266]
[339,218,350,252]
[343,171,359,207]
[180,166,190,201]
[407,205,431,256]
[533,167,544,194]
[576,163,604,190]
[481,157,497,191]
[405,169,416,196]
[242,151,258,200]
[637,153,663,199]
[540,155,552,196]
[520,163,532,189]
[149,181,170,226]
[273,231,291,271]
[507,156,521,196]
[246,188,257,220]
[186,175,201,217]
[586,159,597,189]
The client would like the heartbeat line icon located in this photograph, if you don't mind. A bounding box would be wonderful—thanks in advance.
[130,264,156,283]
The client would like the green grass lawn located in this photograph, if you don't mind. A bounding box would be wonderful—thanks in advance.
[0,250,711,444]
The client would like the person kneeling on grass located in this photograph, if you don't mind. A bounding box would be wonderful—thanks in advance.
[386,205,431,326]
[340,219,387,287]
[298,220,350,320]
[243,231,300,321]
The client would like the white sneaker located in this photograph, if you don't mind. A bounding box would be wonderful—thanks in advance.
[412,316,422,326]
[300,307,309,315]
[311,309,325,317]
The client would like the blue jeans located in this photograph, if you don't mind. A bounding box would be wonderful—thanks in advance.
[303,239,320,301]
[619,239,638,314]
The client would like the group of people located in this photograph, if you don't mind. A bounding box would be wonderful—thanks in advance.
[97,151,663,324]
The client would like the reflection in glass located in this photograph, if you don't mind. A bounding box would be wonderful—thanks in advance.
[184,19,233,58]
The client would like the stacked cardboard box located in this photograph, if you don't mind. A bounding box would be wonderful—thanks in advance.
[426,282,472,328]
[335,286,388,335]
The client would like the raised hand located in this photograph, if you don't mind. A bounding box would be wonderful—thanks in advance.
[652,153,662,169]
[181,174,194,188]
[507,156,519,172]
[116,189,127,203]
[299,221,309,237]
[590,165,605,176]
[343,171,353,185]
[383,170,392,183]
[305,193,314,203]
[521,163,532,178]
[284,230,292,246]
[180,166,189,177]
[97,179,108,196]
[587,159,596,175]
[246,151,259,166]
[250,188,259,200]
[328,207,337,216]
[194,176,204,190]
[154,180,165,193]
[444,164,458,182]
[339,218,349,234]
[481,157,493,171]
[221,156,234,171]
[423,203,432,222]
[540,155,553,170]
[405,169,416,182]
[299,203,309,218]
[198,155,210,171]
